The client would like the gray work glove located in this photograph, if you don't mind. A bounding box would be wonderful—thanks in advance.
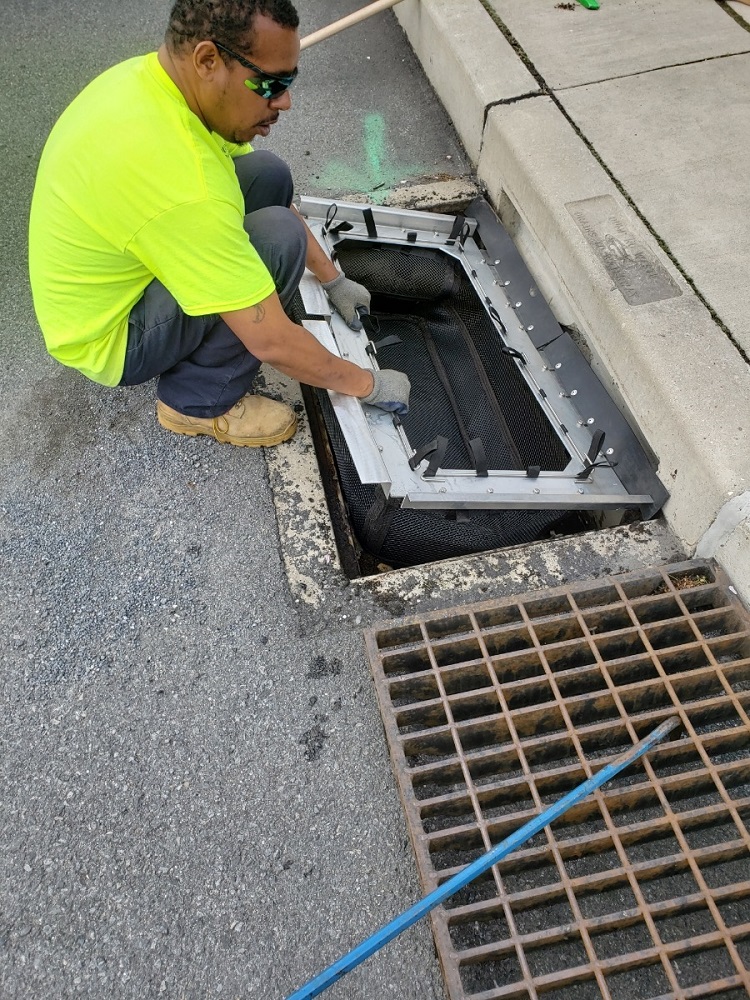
[322,272,371,331]
[361,369,411,416]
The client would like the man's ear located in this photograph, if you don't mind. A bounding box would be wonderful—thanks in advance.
[192,40,224,81]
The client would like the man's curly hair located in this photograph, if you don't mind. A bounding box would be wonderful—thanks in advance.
[166,0,299,55]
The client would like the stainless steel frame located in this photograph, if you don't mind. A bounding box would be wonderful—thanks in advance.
[298,197,658,512]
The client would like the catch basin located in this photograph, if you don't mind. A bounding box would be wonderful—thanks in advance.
[298,197,667,577]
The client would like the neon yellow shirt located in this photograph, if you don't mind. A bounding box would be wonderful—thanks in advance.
[28,53,275,386]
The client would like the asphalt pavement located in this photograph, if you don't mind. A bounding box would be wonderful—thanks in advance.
[0,3,470,998]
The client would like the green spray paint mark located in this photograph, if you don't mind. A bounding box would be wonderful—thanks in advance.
[319,113,424,202]
[364,114,386,185]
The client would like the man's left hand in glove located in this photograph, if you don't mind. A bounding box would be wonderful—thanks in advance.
[361,369,411,416]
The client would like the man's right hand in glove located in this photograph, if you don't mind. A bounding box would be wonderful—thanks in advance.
[360,369,411,416]
[221,291,410,412]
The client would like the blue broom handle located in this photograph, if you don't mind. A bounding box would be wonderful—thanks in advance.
[286,716,680,1000]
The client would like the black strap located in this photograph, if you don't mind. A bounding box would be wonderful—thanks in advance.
[502,346,527,365]
[409,436,448,478]
[360,488,397,555]
[469,438,489,478]
[438,259,459,299]
[446,304,525,470]
[487,304,507,335]
[417,317,476,466]
[576,459,618,481]
[586,429,606,463]
[526,465,541,479]
[361,313,380,337]
[373,335,403,350]
[322,202,339,236]
[362,207,378,238]
[446,214,465,245]
[576,430,618,479]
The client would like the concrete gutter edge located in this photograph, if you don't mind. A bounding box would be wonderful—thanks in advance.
[395,0,750,607]
[696,493,750,604]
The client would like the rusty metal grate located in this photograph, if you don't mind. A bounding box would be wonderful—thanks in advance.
[365,560,750,1000]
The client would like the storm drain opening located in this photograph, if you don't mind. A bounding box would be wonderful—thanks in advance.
[365,560,750,1000]
[298,197,668,578]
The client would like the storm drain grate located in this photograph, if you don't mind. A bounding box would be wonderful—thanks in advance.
[365,560,750,1000]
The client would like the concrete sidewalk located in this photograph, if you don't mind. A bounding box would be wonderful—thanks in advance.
[396,0,750,604]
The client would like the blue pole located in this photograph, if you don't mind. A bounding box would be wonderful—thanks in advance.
[286,716,680,1000]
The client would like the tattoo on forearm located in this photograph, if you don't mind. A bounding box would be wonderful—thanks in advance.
[253,304,266,323]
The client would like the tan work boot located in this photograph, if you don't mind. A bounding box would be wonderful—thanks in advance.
[156,394,297,447]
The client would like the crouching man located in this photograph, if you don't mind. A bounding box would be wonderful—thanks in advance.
[28,0,410,447]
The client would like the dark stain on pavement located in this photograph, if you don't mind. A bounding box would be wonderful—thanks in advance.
[5,371,96,475]
[299,719,328,761]
[306,655,342,679]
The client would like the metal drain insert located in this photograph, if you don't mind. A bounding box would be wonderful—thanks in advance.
[365,560,750,1000]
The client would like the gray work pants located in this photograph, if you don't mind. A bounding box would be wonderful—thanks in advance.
[120,151,307,418]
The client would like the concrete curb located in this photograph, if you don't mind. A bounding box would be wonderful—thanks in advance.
[477,98,750,542]
[394,0,539,163]
[395,0,750,605]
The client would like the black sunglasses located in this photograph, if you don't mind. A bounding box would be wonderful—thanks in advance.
[212,40,297,99]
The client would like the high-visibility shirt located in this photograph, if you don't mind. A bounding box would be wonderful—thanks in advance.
[29,52,275,386]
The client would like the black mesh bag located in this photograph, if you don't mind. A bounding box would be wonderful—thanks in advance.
[314,241,574,569]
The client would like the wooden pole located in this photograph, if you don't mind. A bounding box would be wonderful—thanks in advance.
[299,0,408,51]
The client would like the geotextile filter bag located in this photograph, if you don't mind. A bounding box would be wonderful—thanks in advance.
[315,241,573,569]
